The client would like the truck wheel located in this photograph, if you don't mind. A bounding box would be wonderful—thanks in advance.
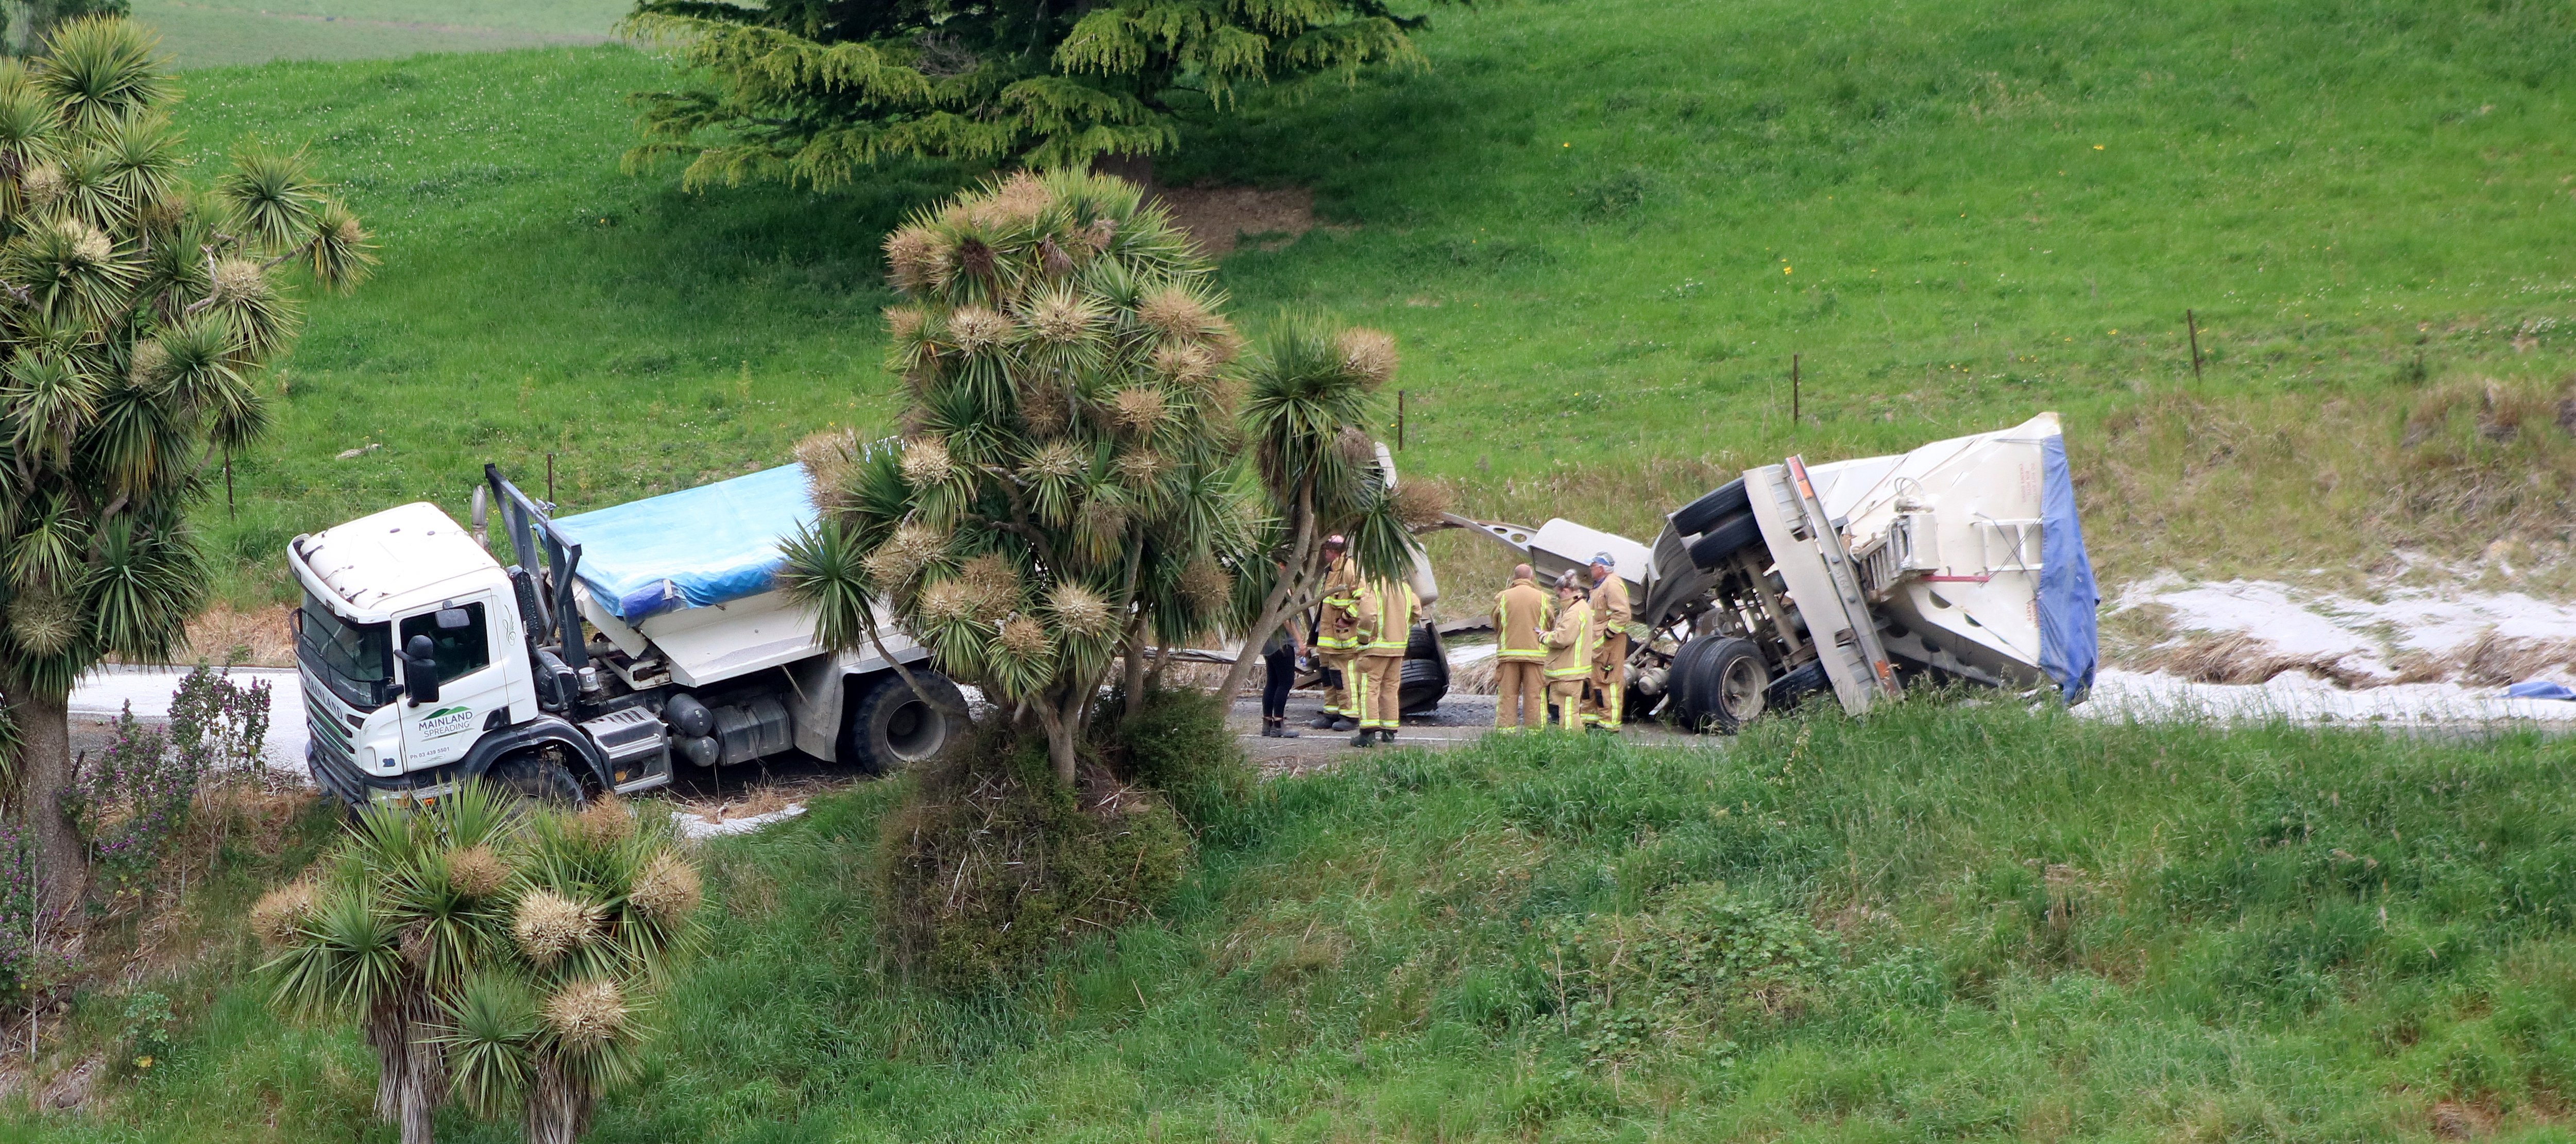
[844,671,963,775]
[491,753,585,808]
[1765,660,1833,711]
[1664,634,1723,729]
[1669,477,1751,537]
[1684,510,1762,570]
[1399,657,1448,714]
[1696,637,1769,734]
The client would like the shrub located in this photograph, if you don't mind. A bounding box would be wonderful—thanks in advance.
[1104,684,1251,827]
[877,720,1193,990]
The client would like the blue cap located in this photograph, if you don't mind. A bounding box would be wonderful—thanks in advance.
[1591,552,1616,569]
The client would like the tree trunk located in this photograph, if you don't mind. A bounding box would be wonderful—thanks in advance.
[9,687,84,913]
[1217,486,1317,703]
[399,1023,443,1144]
[365,1009,410,1124]
[1032,700,1078,788]
[526,1055,590,1144]
[1118,612,1148,722]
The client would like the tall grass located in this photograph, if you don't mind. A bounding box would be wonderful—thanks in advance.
[155,0,2576,618]
[33,703,2576,1140]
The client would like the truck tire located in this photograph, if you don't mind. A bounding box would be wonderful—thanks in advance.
[491,753,585,807]
[1669,477,1751,537]
[1663,634,1723,728]
[1399,657,1448,714]
[1694,637,1770,734]
[1685,510,1762,570]
[844,671,964,775]
[1766,659,1832,710]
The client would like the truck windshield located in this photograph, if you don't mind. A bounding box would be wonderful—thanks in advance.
[298,588,392,710]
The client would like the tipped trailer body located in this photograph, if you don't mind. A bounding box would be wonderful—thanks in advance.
[289,461,961,807]
[1442,412,2099,730]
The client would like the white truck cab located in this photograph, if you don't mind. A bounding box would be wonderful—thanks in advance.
[290,462,959,807]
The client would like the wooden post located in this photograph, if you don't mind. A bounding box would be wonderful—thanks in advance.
[1791,354,1801,427]
[2186,310,2204,382]
[1397,390,1406,450]
[546,452,556,506]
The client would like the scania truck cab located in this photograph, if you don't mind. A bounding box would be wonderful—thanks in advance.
[290,461,961,807]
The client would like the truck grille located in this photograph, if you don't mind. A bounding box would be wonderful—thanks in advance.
[302,669,358,776]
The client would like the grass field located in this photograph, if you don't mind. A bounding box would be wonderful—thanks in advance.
[130,0,621,69]
[22,702,2576,1140]
[149,0,2576,622]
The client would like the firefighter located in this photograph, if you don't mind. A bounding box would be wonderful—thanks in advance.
[1491,562,1551,732]
[1584,552,1632,732]
[1543,570,1593,730]
[1308,535,1360,731]
[1349,571,1418,748]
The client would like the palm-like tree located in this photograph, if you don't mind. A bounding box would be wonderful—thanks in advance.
[781,169,1257,786]
[445,799,700,1144]
[1213,318,1421,702]
[259,784,519,1144]
[0,17,371,908]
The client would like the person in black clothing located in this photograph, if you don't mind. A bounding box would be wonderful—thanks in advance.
[1261,616,1303,737]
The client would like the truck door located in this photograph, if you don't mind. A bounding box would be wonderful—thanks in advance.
[395,599,507,770]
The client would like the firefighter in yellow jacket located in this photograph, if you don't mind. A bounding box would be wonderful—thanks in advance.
[1543,571,1594,729]
[1308,536,1360,731]
[1491,563,1552,731]
[1348,573,1418,747]
[1584,552,1633,731]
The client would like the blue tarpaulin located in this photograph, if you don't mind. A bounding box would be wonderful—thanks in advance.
[2506,680,2576,701]
[553,463,816,620]
[2037,435,2100,703]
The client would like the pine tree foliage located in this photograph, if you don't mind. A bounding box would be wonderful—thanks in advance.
[779,169,1260,784]
[621,0,1453,187]
[0,17,370,909]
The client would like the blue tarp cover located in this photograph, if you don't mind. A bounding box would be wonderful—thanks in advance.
[2037,435,2100,703]
[553,463,816,620]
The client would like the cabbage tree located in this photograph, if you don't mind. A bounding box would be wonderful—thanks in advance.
[0,17,371,910]
[782,170,1256,786]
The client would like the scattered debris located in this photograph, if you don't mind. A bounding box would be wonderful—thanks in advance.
[333,443,380,460]
[2112,575,2576,688]
[671,803,805,840]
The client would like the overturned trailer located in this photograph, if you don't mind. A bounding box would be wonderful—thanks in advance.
[1438,412,2099,730]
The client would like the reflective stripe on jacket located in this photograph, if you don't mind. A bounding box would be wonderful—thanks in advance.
[1544,599,1594,679]
[1494,580,1551,662]
[1356,579,1417,658]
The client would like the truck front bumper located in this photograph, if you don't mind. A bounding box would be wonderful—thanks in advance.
[307,741,466,808]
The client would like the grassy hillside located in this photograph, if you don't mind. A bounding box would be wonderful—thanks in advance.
[131,0,622,69]
[24,703,2576,1140]
[164,0,2576,615]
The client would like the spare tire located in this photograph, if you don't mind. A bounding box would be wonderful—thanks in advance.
[1669,477,1751,537]
[843,670,964,775]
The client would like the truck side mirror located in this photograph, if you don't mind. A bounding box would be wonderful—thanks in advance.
[434,607,471,630]
[402,633,441,706]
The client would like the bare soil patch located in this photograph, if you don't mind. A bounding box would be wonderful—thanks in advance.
[1152,184,1317,256]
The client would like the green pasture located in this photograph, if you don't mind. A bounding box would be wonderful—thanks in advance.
[147,0,2576,609]
[23,702,2576,1140]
